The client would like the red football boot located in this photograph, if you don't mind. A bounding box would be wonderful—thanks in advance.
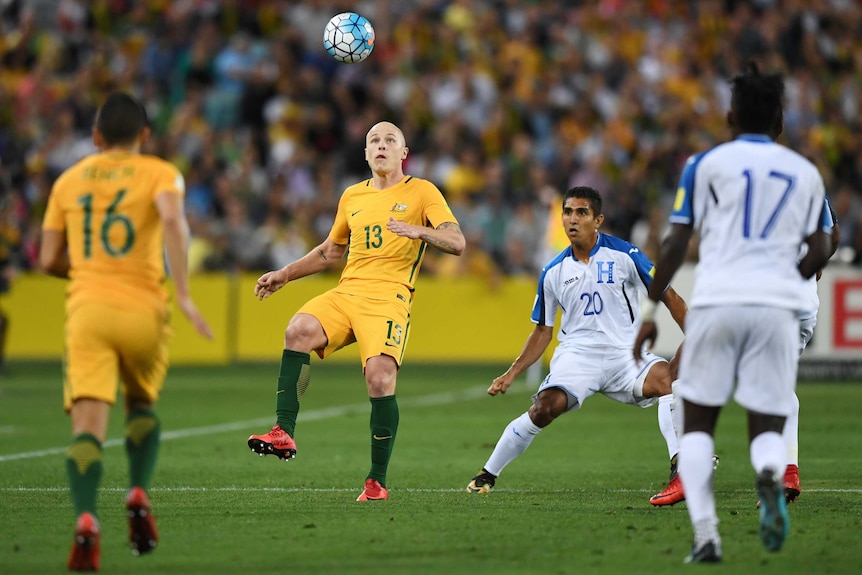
[247,425,297,460]
[356,478,389,501]
[650,473,685,506]
[783,464,801,503]
[126,487,158,556]
[68,512,100,572]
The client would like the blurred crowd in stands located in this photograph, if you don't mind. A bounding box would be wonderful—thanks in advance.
[1,0,861,288]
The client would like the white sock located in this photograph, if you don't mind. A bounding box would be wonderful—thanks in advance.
[679,432,718,526]
[693,518,721,550]
[658,394,680,460]
[750,431,786,479]
[783,393,800,467]
[671,380,684,439]
[483,412,542,477]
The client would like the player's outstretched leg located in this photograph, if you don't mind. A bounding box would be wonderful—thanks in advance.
[654,394,684,506]
[465,411,543,495]
[126,487,158,556]
[466,469,497,494]
[68,512,100,572]
[247,425,297,460]
[248,350,309,460]
[756,467,790,552]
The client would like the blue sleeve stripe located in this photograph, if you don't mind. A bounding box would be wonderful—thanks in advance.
[596,234,655,288]
[530,248,570,324]
[531,275,545,324]
[821,196,834,230]
[629,250,655,288]
[820,196,835,235]
[672,152,709,224]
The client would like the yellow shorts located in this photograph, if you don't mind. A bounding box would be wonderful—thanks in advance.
[64,302,172,411]
[297,287,412,367]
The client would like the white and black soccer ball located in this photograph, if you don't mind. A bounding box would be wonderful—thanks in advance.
[323,12,375,64]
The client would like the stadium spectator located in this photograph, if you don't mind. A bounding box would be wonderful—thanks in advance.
[0,0,859,275]
[0,193,24,373]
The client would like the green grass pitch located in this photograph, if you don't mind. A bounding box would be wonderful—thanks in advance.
[1,362,860,574]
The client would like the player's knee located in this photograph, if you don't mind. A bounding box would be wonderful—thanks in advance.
[644,377,672,397]
[668,356,680,381]
[126,398,154,414]
[365,372,396,396]
[529,392,566,427]
[365,356,397,396]
[528,403,556,427]
[284,315,323,351]
[642,362,672,397]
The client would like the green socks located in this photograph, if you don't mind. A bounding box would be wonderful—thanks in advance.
[126,408,160,489]
[368,395,399,486]
[276,349,311,437]
[66,434,103,516]
[66,409,159,517]
[273,351,397,487]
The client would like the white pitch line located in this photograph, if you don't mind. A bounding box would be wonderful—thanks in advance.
[1,486,860,494]
[0,385,496,464]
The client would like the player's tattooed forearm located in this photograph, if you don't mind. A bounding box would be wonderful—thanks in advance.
[425,237,458,252]
[317,249,328,261]
[424,222,462,253]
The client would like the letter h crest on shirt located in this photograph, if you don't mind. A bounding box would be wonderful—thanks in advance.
[595,261,615,284]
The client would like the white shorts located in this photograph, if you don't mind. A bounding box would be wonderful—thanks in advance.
[677,306,798,417]
[535,346,664,412]
[799,314,816,356]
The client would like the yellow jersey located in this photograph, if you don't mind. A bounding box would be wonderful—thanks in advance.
[42,151,185,313]
[329,175,457,296]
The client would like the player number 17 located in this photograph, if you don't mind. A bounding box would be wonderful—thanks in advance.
[741,170,796,239]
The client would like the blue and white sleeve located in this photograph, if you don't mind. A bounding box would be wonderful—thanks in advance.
[530,267,557,327]
[669,152,706,226]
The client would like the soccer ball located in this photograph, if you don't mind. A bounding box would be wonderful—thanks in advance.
[323,12,375,64]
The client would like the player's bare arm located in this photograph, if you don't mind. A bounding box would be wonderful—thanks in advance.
[489,324,553,396]
[830,220,841,257]
[634,223,693,360]
[818,221,841,280]
[39,229,70,278]
[385,218,465,255]
[799,229,831,279]
[156,191,214,339]
[660,286,688,331]
[255,237,347,300]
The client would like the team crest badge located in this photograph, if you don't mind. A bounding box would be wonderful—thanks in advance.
[390,203,408,213]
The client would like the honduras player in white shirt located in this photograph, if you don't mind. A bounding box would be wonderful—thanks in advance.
[465,185,689,495]
[634,64,832,563]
